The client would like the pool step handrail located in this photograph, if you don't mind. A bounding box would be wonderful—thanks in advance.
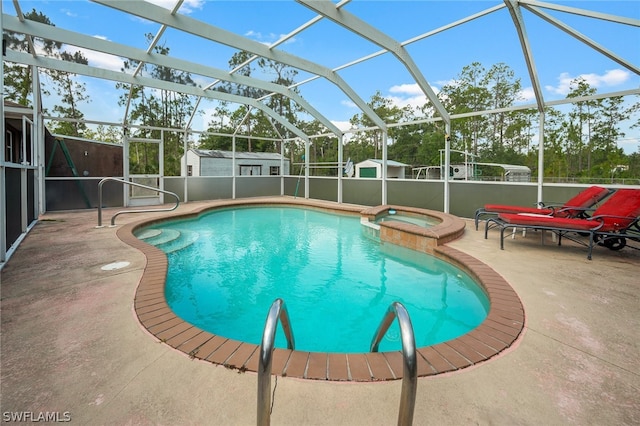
[370,302,418,426]
[97,177,180,227]
[258,298,295,426]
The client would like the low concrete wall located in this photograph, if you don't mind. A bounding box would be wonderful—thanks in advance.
[46,175,636,223]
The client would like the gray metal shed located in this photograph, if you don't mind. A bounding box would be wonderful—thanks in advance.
[181,149,290,177]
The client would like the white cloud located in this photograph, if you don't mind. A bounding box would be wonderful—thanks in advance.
[244,30,296,45]
[331,120,354,132]
[385,82,440,111]
[435,78,457,88]
[387,94,427,110]
[60,43,124,73]
[341,99,357,109]
[518,87,536,102]
[389,83,423,96]
[200,105,231,130]
[545,69,631,95]
[61,8,78,18]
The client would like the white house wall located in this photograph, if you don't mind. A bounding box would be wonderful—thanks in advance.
[182,150,202,176]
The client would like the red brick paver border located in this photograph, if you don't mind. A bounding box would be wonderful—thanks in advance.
[117,198,525,382]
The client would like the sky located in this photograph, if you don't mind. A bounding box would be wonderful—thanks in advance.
[3,0,640,153]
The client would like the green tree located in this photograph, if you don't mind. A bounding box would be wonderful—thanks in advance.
[257,57,302,153]
[299,120,337,176]
[590,96,627,179]
[47,51,91,137]
[482,63,533,163]
[117,33,198,175]
[566,77,598,176]
[83,125,122,144]
[540,107,568,180]
[348,91,407,162]
[3,9,60,106]
[439,62,490,155]
[218,51,267,152]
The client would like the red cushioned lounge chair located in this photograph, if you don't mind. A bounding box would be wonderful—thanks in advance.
[484,188,640,260]
[474,185,612,230]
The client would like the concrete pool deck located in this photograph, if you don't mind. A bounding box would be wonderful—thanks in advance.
[1,197,639,425]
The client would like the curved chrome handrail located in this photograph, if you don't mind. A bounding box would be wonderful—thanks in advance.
[97,177,180,227]
[371,302,417,426]
[258,298,295,426]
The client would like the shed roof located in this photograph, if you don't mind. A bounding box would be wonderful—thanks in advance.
[190,149,287,161]
[357,159,409,167]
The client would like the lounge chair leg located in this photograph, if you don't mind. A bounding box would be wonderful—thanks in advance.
[500,227,506,250]
[484,219,492,239]
[474,209,484,231]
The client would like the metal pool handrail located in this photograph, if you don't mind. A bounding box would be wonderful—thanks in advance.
[371,302,418,426]
[97,177,180,227]
[258,298,295,426]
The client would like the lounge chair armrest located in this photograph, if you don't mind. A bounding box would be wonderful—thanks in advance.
[588,214,639,231]
[553,206,595,216]
[537,201,561,208]
[590,214,638,221]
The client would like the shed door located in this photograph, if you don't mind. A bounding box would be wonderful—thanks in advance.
[240,165,261,175]
[359,167,377,178]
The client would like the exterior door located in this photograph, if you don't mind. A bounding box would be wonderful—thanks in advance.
[124,135,164,207]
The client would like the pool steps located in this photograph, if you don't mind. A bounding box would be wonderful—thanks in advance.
[135,228,199,253]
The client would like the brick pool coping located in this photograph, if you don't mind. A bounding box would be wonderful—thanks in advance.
[117,198,525,382]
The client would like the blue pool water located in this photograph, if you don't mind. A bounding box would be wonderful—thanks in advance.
[139,206,489,353]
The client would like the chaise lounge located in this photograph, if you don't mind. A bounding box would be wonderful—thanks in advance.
[474,186,612,230]
[484,188,640,260]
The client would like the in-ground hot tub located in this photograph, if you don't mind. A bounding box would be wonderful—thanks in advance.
[360,205,466,254]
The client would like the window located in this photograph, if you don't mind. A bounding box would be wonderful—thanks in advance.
[269,166,280,175]
[5,131,13,163]
[187,165,193,176]
[239,165,262,175]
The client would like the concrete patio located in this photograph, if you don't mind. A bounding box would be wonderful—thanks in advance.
[1,199,638,425]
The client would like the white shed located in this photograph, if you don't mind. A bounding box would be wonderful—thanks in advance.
[354,159,409,179]
[181,149,290,176]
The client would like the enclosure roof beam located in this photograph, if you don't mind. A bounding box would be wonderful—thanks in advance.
[518,0,640,27]
[504,0,545,112]
[521,3,640,75]
[122,0,184,128]
[91,0,386,131]
[186,1,352,135]
[6,50,310,141]
[2,15,343,138]
[296,0,450,124]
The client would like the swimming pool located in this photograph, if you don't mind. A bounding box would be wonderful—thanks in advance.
[123,198,525,381]
[136,206,489,353]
